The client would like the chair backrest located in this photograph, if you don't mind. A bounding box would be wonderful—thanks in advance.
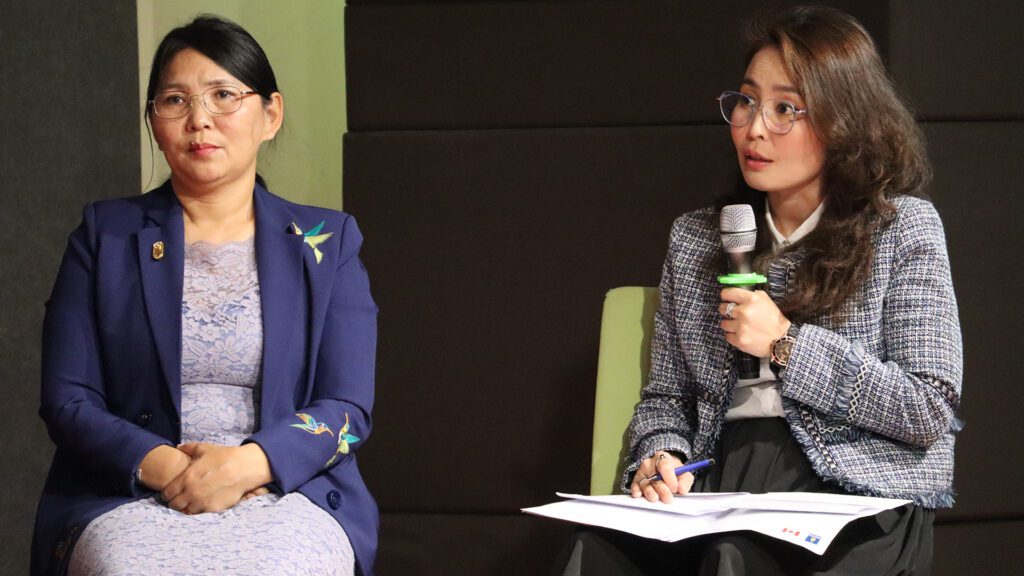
[590,286,660,495]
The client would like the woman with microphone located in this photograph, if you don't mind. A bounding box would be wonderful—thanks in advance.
[558,6,961,574]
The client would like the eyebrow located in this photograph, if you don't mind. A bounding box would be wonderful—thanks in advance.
[157,78,239,91]
[740,78,802,96]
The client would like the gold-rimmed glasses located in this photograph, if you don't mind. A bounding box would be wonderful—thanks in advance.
[149,85,258,119]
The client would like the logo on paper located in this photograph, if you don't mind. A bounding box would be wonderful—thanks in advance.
[805,534,821,545]
[781,528,801,537]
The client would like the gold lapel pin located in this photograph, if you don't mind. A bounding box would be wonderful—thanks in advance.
[152,241,165,261]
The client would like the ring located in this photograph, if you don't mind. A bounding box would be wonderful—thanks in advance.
[723,302,737,319]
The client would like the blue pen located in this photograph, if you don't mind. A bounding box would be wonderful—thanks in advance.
[648,458,716,483]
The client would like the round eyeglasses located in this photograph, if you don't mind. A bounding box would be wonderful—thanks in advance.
[149,86,258,119]
[717,91,808,135]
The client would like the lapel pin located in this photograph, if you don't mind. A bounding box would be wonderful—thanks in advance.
[152,241,165,261]
[293,221,333,264]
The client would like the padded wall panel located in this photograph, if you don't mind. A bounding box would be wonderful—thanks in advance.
[0,1,140,573]
[344,126,737,512]
[889,1,1024,121]
[933,520,1024,574]
[923,122,1024,521]
[346,0,887,131]
[377,512,572,575]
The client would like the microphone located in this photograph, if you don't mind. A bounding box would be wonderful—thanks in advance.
[720,204,758,274]
[719,204,764,380]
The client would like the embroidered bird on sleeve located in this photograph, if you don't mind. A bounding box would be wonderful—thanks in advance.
[326,413,361,466]
[293,220,333,264]
[291,413,334,436]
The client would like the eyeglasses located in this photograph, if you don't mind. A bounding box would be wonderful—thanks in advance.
[149,85,258,119]
[717,91,808,135]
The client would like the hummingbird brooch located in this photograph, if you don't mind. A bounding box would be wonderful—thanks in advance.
[293,220,333,264]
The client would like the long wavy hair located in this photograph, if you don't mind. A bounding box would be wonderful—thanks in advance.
[725,6,931,323]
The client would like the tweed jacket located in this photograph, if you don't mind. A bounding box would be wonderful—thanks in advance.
[33,183,379,575]
[624,195,962,508]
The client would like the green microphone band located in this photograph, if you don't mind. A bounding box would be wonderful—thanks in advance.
[717,273,767,286]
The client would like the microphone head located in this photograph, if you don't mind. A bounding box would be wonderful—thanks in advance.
[720,204,757,254]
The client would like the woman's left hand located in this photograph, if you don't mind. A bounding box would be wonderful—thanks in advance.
[162,443,273,514]
[719,288,791,358]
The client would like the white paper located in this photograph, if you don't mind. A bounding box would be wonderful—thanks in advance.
[523,492,911,555]
[556,491,896,516]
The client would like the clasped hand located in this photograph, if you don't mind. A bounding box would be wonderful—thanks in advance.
[718,287,791,357]
[139,443,272,515]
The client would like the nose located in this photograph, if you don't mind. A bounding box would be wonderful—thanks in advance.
[184,95,212,131]
[744,106,769,140]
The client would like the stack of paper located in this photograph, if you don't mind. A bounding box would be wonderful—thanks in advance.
[522,492,910,554]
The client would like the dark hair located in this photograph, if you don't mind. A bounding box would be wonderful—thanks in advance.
[144,15,280,187]
[729,6,931,323]
[145,15,279,105]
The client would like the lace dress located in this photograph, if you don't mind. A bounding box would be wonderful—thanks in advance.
[68,238,354,576]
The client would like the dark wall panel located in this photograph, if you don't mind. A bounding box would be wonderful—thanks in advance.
[924,122,1024,521]
[890,1,1024,121]
[376,512,572,576]
[345,126,736,513]
[0,1,140,573]
[933,520,1024,573]
[347,0,886,130]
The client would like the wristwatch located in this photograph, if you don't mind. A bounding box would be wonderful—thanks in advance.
[769,324,800,373]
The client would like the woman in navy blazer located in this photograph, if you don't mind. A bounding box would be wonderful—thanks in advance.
[32,17,378,576]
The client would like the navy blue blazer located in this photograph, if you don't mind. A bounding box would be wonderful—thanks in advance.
[32,183,379,575]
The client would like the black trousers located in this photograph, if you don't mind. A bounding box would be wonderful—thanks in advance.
[553,419,933,576]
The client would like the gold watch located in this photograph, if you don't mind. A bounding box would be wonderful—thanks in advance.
[770,326,799,368]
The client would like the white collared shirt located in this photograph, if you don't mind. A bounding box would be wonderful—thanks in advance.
[724,198,824,422]
[766,197,825,248]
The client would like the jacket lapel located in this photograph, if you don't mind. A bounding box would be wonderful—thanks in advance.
[254,186,307,422]
[137,185,185,418]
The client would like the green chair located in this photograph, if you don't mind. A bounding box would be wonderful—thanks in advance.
[589,286,660,495]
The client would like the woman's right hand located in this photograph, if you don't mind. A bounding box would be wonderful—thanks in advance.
[628,451,694,503]
[138,445,191,491]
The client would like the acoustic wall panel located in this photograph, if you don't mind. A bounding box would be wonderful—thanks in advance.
[890,1,1024,121]
[376,512,573,576]
[923,122,1024,521]
[346,0,887,131]
[933,520,1024,573]
[344,125,737,513]
[0,1,140,573]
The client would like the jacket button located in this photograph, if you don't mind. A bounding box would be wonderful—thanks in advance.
[137,411,153,427]
[327,490,341,510]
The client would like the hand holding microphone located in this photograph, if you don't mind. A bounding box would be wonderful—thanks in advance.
[719,287,791,359]
[717,205,790,377]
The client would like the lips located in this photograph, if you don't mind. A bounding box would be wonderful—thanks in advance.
[188,142,219,156]
[742,149,772,169]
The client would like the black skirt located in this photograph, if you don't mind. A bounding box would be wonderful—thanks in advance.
[554,418,934,576]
